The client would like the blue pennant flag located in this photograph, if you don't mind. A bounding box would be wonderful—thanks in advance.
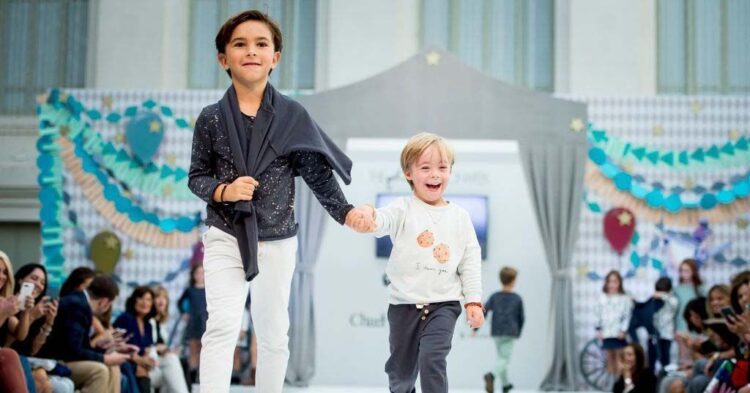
[691,148,705,162]
[721,142,735,156]
[706,145,720,159]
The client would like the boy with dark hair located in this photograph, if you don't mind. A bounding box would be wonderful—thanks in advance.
[188,9,369,393]
[40,274,129,393]
[483,266,524,393]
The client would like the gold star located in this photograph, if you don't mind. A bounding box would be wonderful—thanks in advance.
[730,128,741,141]
[104,235,119,249]
[425,51,441,66]
[653,124,665,136]
[617,211,633,226]
[684,176,695,189]
[622,162,634,173]
[690,101,702,114]
[102,95,113,110]
[165,154,177,165]
[162,184,173,196]
[122,249,134,259]
[577,265,589,277]
[738,218,749,230]
[36,94,48,105]
[114,133,126,144]
[59,92,69,101]
[570,118,585,133]
[59,125,70,137]
[149,120,161,133]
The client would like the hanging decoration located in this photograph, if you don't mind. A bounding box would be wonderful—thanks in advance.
[603,207,636,255]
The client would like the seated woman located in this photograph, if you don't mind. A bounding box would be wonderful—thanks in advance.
[114,286,158,393]
[150,286,189,393]
[10,263,74,393]
[613,343,656,393]
[0,250,36,392]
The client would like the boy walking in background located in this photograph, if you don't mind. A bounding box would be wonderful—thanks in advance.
[483,267,525,393]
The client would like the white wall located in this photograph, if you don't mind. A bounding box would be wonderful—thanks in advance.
[313,139,552,389]
[567,0,657,95]
[320,0,420,89]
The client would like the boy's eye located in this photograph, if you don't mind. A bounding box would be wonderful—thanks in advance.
[258,42,268,47]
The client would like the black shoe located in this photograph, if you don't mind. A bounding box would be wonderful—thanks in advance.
[484,373,495,393]
[502,384,514,393]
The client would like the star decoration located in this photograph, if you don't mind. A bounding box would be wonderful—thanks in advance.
[738,218,749,230]
[101,95,113,110]
[425,51,441,66]
[730,128,741,141]
[104,235,119,249]
[569,118,585,133]
[59,125,70,137]
[114,133,126,144]
[617,211,633,226]
[162,185,173,196]
[636,267,647,279]
[165,154,177,165]
[122,249,134,259]
[59,92,69,101]
[622,162,634,174]
[149,120,162,133]
[653,124,665,136]
[684,177,695,189]
[577,265,589,277]
[690,101,702,114]
[36,94,48,105]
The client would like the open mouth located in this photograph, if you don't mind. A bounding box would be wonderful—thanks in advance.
[426,184,441,191]
[242,62,261,67]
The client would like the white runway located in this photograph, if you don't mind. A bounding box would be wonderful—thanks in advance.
[192,386,587,393]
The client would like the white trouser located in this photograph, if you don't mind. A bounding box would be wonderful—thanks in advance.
[200,226,297,393]
[150,352,189,393]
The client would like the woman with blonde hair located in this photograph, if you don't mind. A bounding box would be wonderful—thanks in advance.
[150,286,189,393]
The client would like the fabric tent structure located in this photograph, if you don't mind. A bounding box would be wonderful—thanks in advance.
[288,49,588,389]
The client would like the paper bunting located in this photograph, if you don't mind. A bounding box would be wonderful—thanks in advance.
[585,162,750,226]
[60,137,200,248]
[588,126,750,171]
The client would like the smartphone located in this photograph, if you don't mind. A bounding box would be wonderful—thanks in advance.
[18,282,35,310]
[721,306,736,319]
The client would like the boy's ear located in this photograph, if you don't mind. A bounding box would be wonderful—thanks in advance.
[217,53,228,70]
[404,170,412,182]
[270,51,281,70]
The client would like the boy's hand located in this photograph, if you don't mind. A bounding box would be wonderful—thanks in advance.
[466,305,484,329]
[345,205,375,233]
[224,176,259,202]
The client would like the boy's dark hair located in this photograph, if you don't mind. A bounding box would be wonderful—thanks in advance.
[655,277,672,292]
[215,10,283,77]
[87,274,119,301]
[683,296,708,333]
[125,286,157,320]
[499,267,517,286]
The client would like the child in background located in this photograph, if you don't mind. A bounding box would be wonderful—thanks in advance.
[596,270,633,375]
[652,277,678,373]
[482,266,524,393]
[178,264,207,385]
[674,259,705,366]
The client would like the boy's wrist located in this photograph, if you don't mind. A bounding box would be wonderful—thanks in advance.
[464,302,485,312]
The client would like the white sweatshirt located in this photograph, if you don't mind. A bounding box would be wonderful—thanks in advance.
[374,196,482,305]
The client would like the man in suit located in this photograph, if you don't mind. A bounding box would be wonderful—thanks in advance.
[39,274,130,393]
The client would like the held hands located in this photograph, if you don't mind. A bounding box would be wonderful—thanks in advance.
[466,305,484,329]
[345,205,376,233]
[222,176,259,202]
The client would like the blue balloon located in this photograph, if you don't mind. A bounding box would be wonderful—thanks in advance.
[125,111,164,164]
[734,181,750,198]
[717,190,735,204]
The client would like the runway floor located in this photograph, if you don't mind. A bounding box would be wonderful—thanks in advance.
[192,386,588,393]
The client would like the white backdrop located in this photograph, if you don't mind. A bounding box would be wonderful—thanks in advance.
[312,138,552,389]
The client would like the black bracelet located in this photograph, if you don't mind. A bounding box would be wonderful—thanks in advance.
[220,183,228,202]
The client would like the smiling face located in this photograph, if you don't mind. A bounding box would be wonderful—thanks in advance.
[22,268,46,298]
[709,288,730,314]
[680,263,694,282]
[218,20,280,88]
[405,145,452,206]
[621,346,636,370]
[135,291,153,318]
[605,273,622,294]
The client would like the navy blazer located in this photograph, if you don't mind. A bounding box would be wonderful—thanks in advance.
[113,312,153,356]
[38,290,104,362]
